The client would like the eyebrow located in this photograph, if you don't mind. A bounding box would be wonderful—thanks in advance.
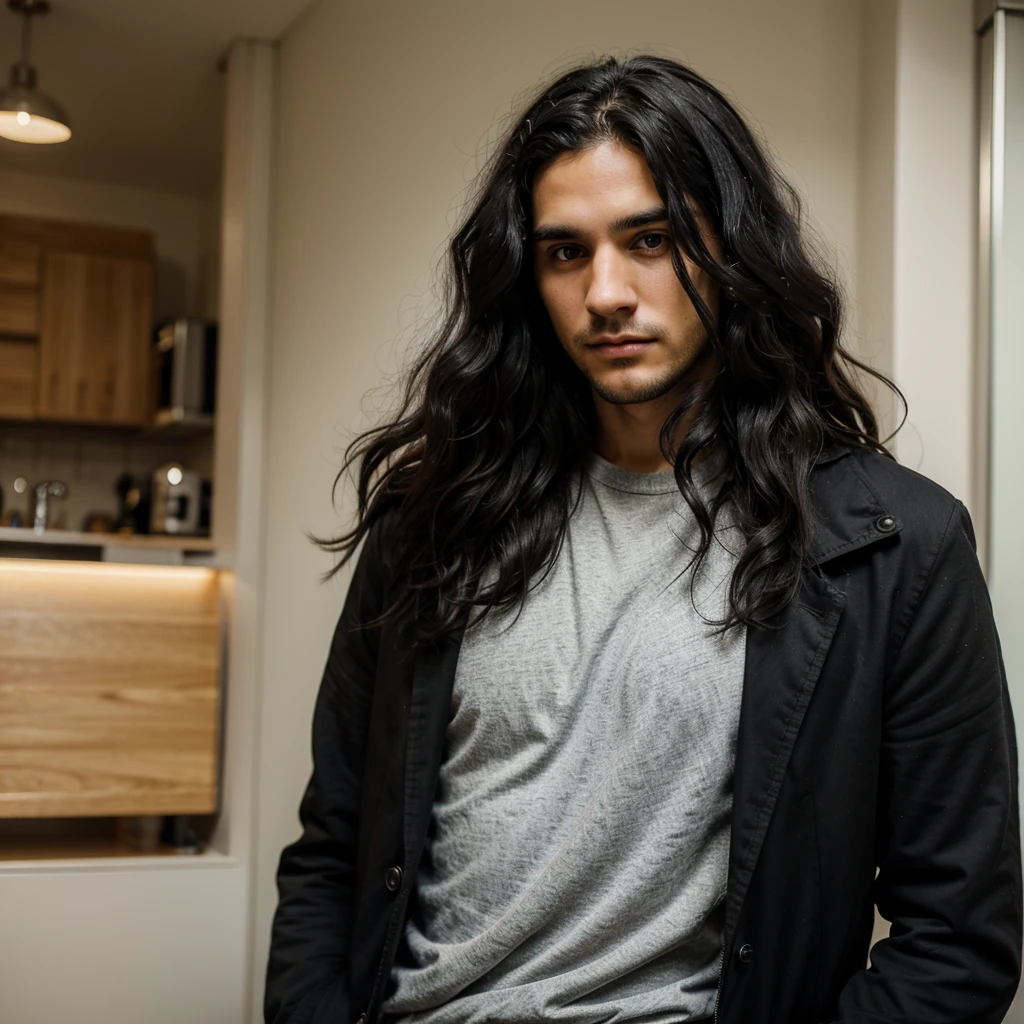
[531,205,670,244]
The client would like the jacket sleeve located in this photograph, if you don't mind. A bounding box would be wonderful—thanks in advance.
[263,518,390,1024]
[833,499,1023,1023]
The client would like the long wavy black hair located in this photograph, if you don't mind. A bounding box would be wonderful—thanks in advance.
[316,53,902,647]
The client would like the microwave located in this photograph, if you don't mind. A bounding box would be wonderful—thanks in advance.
[154,318,218,428]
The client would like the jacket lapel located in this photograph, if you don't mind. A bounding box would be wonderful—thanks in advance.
[723,568,845,947]
[404,624,465,875]
[723,447,904,949]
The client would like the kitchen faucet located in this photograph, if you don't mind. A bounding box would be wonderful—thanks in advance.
[33,480,68,533]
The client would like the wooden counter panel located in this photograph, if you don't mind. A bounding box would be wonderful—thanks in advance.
[0,560,221,818]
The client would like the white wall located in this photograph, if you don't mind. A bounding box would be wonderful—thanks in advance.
[255,0,866,1011]
[0,167,217,322]
[890,0,976,505]
[211,37,278,1024]
[855,0,976,505]
[856,0,898,431]
[0,859,247,1024]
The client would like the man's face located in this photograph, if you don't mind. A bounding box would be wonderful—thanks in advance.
[531,138,721,407]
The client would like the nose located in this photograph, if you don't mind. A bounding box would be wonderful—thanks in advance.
[584,244,638,320]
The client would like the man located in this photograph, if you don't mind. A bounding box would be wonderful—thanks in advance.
[264,54,1022,1024]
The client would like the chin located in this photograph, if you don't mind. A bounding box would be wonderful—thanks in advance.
[588,370,683,406]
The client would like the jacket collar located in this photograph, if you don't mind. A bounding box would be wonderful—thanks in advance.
[808,443,903,565]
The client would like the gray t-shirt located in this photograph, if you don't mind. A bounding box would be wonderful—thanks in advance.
[383,449,746,1024]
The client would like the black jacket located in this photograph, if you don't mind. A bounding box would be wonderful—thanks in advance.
[265,445,1023,1024]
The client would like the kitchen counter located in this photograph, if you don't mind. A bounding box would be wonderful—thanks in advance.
[0,526,225,567]
[0,526,215,550]
[0,556,224,820]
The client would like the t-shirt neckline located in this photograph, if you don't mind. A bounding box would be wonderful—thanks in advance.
[582,448,682,495]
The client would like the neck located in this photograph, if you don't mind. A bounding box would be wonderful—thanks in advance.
[590,407,676,473]
[589,347,717,473]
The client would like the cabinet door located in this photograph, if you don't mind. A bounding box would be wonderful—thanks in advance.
[0,339,38,419]
[38,251,154,425]
[0,284,38,335]
[0,237,40,286]
[0,238,40,336]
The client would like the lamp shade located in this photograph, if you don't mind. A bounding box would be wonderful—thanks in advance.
[0,62,71,144]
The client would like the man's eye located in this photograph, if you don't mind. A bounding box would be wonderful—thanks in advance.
[637,232,668,251]
[552,244,583,263]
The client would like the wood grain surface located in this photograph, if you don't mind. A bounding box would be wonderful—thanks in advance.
[0,213,156,429]
[0,214,155,262]
[0,340,38,419]
[37,251,154,425]
[0,560,222,817]
[0,237,40,287]
[0,282,39,336]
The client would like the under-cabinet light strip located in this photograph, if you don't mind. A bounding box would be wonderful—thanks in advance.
[0,559,217,582]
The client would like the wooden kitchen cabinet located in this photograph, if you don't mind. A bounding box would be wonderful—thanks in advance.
[37,251,154,426]
[0,214,155,428]
[0,237,40,287]
[0,283,38,336]
[0,340,38,419]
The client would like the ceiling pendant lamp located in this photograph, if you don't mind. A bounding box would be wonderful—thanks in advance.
[0,0,71,144]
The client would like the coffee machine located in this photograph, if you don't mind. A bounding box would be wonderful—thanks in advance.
[150,463,207,536]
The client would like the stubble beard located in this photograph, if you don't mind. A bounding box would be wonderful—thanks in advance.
[582,349,700,407]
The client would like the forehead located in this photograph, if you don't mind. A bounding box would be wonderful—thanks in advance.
[531,139,662,227]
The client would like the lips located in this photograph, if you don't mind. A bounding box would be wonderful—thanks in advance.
[589,337,656,356]
[589,337,651,350]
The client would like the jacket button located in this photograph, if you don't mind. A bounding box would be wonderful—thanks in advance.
[875,514,897,533]
[737,943,754,964]
[385,864,403,891]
